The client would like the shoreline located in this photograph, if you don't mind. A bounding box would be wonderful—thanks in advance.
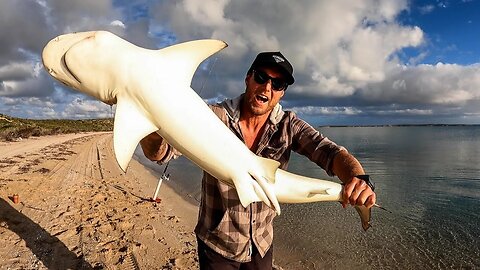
[0,132,290,269]
[0,132,199,269]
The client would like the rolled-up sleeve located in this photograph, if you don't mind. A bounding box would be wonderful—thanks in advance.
[291,115,346,176]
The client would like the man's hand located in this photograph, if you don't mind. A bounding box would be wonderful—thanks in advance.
[342,176,376,208]
[140,132,166,161]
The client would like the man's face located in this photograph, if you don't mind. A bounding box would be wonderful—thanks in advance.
[244,66,286,116]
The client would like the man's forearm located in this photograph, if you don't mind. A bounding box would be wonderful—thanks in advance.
[332,150,377,208]
[331,150,365,184]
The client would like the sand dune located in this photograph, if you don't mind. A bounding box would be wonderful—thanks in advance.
[0,133,198,269]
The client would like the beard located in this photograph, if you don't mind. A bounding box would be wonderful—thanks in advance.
[244,94,276,116]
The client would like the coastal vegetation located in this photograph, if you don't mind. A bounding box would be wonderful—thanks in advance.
[0,114,113,141]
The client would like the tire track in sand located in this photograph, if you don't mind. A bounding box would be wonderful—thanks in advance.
[0,133,199,269]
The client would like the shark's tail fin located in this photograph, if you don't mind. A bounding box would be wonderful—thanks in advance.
[354,204,391,231]
[354,205,372,231]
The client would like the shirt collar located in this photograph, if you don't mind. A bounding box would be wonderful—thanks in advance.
[221,94,285,125]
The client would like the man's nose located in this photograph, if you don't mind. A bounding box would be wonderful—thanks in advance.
[264,79,273,92]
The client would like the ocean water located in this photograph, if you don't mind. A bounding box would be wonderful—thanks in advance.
[137,126,480,269]
[274,126,480,269]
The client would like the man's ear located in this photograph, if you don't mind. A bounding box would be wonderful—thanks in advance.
[245,73,251,86]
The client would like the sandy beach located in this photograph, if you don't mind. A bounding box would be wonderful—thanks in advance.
[0,132,199,269]
[2,127,478,270]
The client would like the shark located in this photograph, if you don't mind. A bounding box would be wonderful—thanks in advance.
[42,31,373,230]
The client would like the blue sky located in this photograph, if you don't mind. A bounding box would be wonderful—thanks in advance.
[399,0,480,65]
[1,0,480,125]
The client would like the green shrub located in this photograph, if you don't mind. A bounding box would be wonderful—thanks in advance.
[0,114,114,141]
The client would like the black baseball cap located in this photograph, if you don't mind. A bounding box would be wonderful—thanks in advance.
[249,51,295,85]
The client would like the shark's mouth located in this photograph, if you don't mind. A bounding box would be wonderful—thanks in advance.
[60,53,82,85]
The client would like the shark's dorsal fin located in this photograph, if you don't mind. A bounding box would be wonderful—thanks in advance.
[113,96,158,172]
[158,39,228,85]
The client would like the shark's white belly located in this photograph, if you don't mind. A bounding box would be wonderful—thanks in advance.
[142,84,255,185]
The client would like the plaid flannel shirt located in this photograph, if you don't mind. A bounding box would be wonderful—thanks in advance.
[159,94,346,262]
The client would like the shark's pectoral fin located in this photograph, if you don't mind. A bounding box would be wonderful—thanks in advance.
[255,156,280,184]
[246,156,282,215]
[230,173,268,209]
[252,174,281,216]
[113,97,158,172]
[230,171,281,216]
[354,205,372,231]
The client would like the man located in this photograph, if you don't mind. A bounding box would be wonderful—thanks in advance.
[140,52,376,269]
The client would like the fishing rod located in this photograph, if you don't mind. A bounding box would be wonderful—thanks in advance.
[151,162,170,202]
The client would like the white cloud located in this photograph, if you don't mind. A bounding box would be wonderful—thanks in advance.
[362,63,480,105]
[291,106,362,116]
[0,0,153,118]
[0,97,55,119]
[419,5,435,14]
[182,0,230,28]
[153,0,425,99]
[0,0,479,123]
[110,20,126,29]
[0,62,33,81]
[62,98,113,119]
[0,61,52,97]
[374,108,433,116]
[45,0,122,32]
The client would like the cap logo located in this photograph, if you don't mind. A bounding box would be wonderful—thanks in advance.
[272,55,285,63]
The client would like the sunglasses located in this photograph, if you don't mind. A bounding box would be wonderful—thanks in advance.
[252,69,287,91]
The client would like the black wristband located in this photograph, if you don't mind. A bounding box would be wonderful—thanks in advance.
[355,174,375,191]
